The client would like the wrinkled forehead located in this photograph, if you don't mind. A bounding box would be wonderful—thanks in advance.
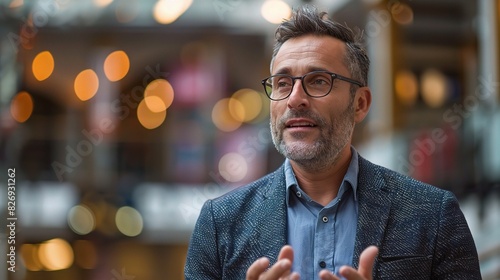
[271,35,348,75]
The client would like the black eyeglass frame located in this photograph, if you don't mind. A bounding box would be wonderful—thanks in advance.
[261,70,364,101]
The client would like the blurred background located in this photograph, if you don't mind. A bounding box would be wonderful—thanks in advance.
[0,0,499,279]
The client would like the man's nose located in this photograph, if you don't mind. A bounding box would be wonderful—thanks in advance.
[287,79,310,109]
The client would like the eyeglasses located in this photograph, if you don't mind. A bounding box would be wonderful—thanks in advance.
[261,70,364,101]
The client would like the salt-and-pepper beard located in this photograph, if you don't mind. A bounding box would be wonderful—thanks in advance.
[270,98,355,172]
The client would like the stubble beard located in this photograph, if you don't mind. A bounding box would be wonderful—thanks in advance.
[270,101,355,172]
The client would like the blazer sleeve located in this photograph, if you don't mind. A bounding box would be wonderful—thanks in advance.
[184,200,222,280]
[432,191,481,279]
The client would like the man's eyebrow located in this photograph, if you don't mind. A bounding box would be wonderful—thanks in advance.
[308,67,330,72]
[273,67,291,75]
[273,66,331,75]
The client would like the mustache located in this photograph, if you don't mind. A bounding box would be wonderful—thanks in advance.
[276,110,326,129]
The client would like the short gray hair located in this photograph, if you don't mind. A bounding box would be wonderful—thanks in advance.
[271,5,369,88]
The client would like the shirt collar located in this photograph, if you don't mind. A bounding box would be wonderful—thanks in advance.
[285,146,359,207]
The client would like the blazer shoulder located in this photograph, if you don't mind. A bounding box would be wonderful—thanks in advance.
[358,156,452,202]
[209,164,286,212]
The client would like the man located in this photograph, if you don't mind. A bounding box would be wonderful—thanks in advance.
[185,5,481,280]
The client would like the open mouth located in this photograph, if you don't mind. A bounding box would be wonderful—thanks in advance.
[287,122,317,128]
[285,118,317,128]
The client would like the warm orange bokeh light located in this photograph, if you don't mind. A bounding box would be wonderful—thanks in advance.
[229,88,263,123]
[421,68,448,108]
[144,79,174,112]
[137,98,167,129]
[144,95,166,113]
[38,238,74,271]
[395,70,418,106]
[10,91,34,123]
[103,50,130,82]
[20,244,43,271]
[32,51,54,81]
[212,98,242,132]
[74,69,99,101]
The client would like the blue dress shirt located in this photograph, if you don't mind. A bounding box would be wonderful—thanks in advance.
[285,147,359,279]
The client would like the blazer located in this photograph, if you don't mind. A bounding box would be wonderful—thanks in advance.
[185,156,481,279]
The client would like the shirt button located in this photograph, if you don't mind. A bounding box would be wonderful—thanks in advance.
[296,191,302,198]
[319,261,326,268]
[322,216,328,223]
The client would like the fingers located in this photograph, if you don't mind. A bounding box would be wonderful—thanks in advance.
[357,246,378,278]
[289,272,301,280]
[264,259,293,279]
[278,245,294,262]
[246,257,270,280]
[277,245,294,279]
[339,246,379,280]
[245,257,294,280]
[319,269,341,280]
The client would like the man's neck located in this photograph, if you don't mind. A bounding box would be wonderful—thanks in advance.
[290,147,352,206]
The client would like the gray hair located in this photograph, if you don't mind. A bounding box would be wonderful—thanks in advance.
[270,5,369,88]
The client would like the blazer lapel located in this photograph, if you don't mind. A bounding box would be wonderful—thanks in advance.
[353,157,393,268]
[248,165,288,265]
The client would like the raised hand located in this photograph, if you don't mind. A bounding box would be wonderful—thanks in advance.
[246,245,300,280]
[318,246,379,280]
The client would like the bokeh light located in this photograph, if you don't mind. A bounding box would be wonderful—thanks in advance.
[9,0,23,8]
[229,88,263,123]
[227,98,245,123]
[392,3,414,25]
[261,0,292,24]
[74,69,99,101]
[115,206,143,237]
[143,95,166,112]
[38,238,74,271]
[153,0,193,24]
[73,240,98,269]
[144,79,174,112]
[212,98,242,132]
[219,152,248,182]
[10,91,34,123]
[68,204,96,235]
[93,0,113,7]
[32,51,54,81]
[20,244,43,271]
[395,70,418,106]
[103,50,130,82]
[421,68,448,108]
[137,98,167,129]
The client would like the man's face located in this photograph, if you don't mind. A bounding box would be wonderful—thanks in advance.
[270,34,356,170]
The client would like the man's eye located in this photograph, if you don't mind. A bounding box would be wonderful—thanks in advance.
[312,78,328,85]
[276,79,291,88]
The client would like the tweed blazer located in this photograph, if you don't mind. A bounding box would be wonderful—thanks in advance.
[185,156,481,279]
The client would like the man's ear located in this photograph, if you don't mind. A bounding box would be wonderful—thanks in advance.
[353,87,372,123]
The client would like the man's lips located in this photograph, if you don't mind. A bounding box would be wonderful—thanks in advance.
[284,119,317,128]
